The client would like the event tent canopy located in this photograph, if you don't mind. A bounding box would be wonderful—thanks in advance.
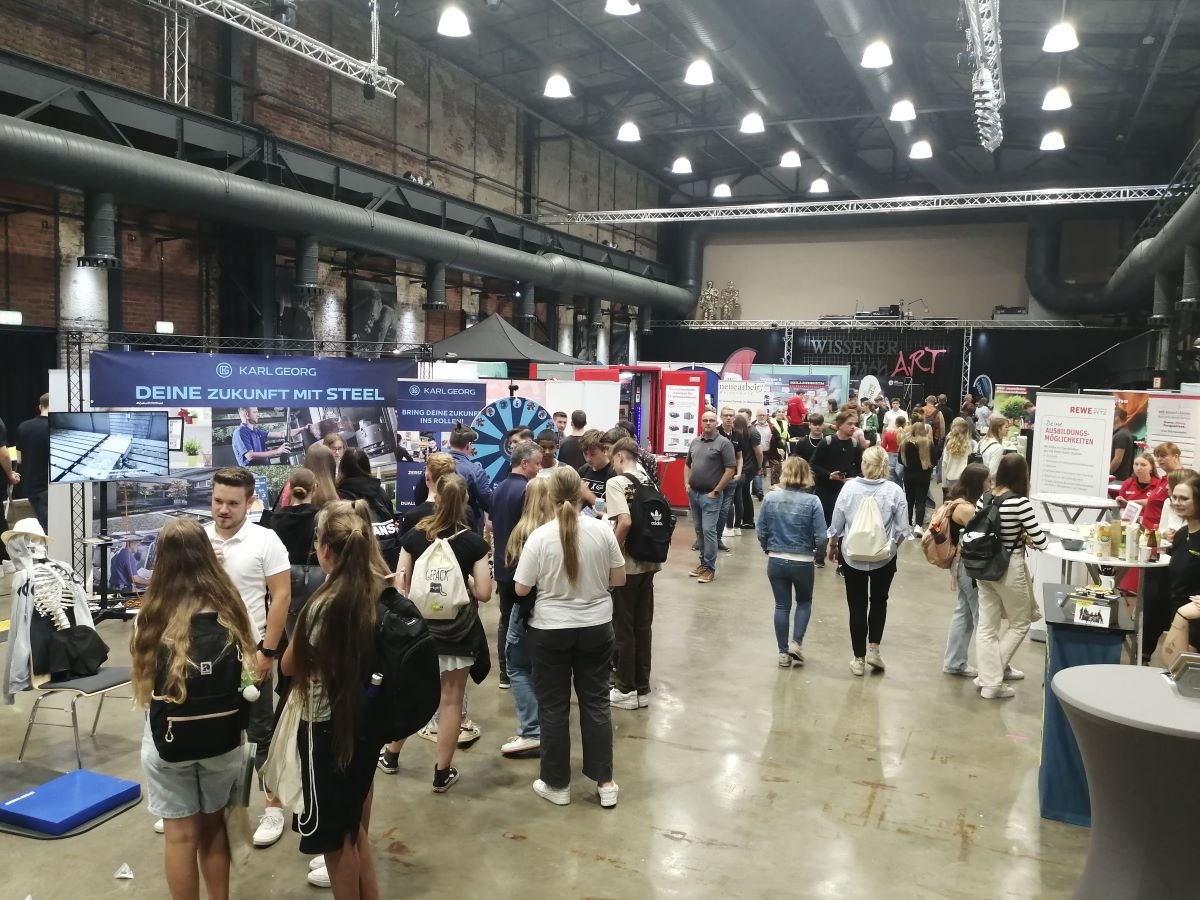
[430,314,585,364]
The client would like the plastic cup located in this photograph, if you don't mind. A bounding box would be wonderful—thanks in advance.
[1139,545,1152,563]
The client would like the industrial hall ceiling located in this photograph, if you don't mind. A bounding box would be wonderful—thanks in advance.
[393,0,1200,202]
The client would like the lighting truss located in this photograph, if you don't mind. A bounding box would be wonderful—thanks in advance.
[540,185,1177,225]
[653,319,1088,330]
[963,0,1005,151]
[961,326,973,403]
[167,0,402,97]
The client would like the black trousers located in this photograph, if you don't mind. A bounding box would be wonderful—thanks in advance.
[904,472,933,527]
[737,471,757,527]
[1142,568,1174,662]
[30,490,48,533]
[497,581,517,679]
[816,481,843,527]
[612,572,655,695]
[840,555,897,658]
[528,623,614,788]
[0,485,9,563]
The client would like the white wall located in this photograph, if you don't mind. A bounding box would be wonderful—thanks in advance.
[703,222,1037,321]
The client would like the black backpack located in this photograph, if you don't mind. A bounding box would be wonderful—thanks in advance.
[363,489,402,572]
[623,473,676,564]
[958,493,1012,582]
[368,588,440,743]
[149,615,249,763]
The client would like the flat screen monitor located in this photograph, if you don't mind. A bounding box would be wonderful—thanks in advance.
[50,412,170,483]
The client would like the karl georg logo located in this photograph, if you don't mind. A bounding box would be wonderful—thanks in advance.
[215,362,233,379]
[408,384,422,397]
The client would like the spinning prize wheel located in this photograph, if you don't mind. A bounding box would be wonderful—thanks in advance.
[470,396,556,482]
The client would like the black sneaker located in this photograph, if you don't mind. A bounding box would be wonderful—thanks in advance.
[499,674,511,690]
[377,749,399,775]
[432,766,459,793]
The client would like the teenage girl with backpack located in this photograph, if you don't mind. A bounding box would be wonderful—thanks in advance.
[939,464,991,677]
[132,517,258,900]
[900,422,935,534]
[973,454,1046,700]
[396,473,492,792]
[280,500,388,899]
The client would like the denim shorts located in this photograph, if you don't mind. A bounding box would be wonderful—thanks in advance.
[140,721,242,820]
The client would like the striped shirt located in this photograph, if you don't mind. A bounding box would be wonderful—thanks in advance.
[977,492,1046,551]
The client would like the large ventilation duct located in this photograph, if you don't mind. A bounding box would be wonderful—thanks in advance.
[1151,272,1176,326]
[423,261,448,311]
[1181,245,1200,308]
[811,0,974,192]
[0,116,695,317]
[294,234,319,298]
[516,283,536,324]
[78,191,119,268]
[660,0,887,198]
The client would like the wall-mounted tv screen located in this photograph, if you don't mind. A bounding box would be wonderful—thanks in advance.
[50,412,170,482]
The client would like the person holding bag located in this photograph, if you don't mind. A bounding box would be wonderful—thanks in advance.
[972,455,1046,700]
[939,464,991,677]
[132,518,259,900]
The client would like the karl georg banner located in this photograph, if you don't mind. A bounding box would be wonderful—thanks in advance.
[90,351,415,407]
[396,380,487,432]
[1030,392,1115,499]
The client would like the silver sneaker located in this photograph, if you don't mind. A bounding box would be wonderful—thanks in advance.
[787,641,805,664]
[849,657,866,676]
[865,647,885,671]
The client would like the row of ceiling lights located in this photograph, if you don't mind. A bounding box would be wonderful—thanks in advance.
[435,5,1082,197]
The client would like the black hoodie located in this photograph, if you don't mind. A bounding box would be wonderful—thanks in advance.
[269,503,319,565]
[338,475,395,523]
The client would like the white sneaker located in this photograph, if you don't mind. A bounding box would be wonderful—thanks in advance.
[849,657,865,676]
[309,856,326,871]
[533,779,571,806]
[609,688,639,710]
[787,640,804,664]
[499,735,541,756]
[637,693,649,708]
[252,807,286,847]
[598,782,619,809]
[307,864,331,888]
[944,665,979,677]
[912,526,924,537]
[778,652,792,668]
[981,684,1015,700]
[153,818,165,834]
[723,527,736,538]
[865,647,885,672]
[1004,666,1025,681]
[732,527,742,536]
[458,719,482,745]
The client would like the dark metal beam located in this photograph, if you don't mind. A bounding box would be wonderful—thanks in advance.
[1120,0,1192,158]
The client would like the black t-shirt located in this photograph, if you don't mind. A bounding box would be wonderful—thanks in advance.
[558,435,585,470]
[578,462,616,500]
[398,501,475,539]
[1112,427,1135,481]
[795,432,823,464]
[400,526,489,656]
[1168,526,1200,608]
[15,416,50,496]
[739,429,762,476]
[810,436,862,487]
[718,427,746,467]
[0,415,7,500]
[401,526,489,587]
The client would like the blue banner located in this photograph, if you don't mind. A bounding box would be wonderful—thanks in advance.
[395,380,486,431]
[394,462,427,513]
[90,351,414,407]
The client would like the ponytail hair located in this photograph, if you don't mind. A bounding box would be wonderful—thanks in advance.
[287,467,317,505]
[547,466,583,585]
[417,473,470,539]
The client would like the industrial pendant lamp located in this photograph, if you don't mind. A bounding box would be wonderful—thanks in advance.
[739,112,765,134]
[1043,22,1079,53]
[712,183,732,199]
[617,121,641,142]
[1042,86,1071,111]
[779,150,802,168]
[1040,130,1066,151]
[909,139,932,159]
[810,177,830,194]
[684,60,714,86]
[889,99,916,121]
[671,156,693,174]
[860,40,892,68]
[544,73,572,98]
[604,0,641,15]
[436,5,471,37]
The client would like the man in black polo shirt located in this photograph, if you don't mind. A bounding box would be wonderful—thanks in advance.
[1111,407,1135,481]
[685,411,735,584]
[577,429,615,511]
[717,406,744,540]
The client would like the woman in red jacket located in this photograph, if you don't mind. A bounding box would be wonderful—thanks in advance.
[1117,452,1161,524]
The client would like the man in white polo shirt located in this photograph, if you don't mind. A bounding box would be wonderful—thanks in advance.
[206,467,292,847]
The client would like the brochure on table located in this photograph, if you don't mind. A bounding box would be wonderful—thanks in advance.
[1145,392,1200,469]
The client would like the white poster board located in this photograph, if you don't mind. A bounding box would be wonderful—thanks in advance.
[716,380,771,414]
[1030,392,1115,499]
[663,383,702,454]
[1146,393,1200,469]
[544,381,621,432]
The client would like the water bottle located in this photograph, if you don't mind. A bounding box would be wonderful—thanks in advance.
[367,673,383,698]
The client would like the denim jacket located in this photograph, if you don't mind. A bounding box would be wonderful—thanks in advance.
[757,487,827,556]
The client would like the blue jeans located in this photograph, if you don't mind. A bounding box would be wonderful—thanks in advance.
[506,612,540,739]
[752,473,764,497]
[768,557,815,652]
[688,489,722,570]
[719,479,738,531]
[943,564,979,672]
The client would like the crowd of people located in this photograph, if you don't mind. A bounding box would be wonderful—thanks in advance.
[123,389,1200,900]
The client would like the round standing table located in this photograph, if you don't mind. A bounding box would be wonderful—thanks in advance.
[1031,492,1118,525]
[1052,665,1200,900]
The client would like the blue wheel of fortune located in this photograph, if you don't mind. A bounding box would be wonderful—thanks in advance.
[470,396,556,482]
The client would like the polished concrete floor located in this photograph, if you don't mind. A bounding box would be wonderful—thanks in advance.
[0,512,1091,899]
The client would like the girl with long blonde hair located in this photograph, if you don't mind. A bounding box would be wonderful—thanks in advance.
[304,443,341,508]
[900,422,935,532]
[513,466,626,809]
[131,517,258,900]
[940,417,976,489]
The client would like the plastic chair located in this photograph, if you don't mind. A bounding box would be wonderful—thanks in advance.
[18,667,132,769]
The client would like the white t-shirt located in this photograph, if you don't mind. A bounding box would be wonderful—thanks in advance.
[204,519,291,638]
[882,409,904,429]
[514,513,624,630]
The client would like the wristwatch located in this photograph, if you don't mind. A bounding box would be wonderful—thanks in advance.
[257,641,279,659]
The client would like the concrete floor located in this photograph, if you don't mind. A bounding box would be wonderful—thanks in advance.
[0,514,1091,899]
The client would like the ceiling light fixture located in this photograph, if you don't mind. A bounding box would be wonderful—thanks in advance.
[909,139,932,159]
[861,40,892,69]
[712,183,732,199]
[604,0,640,15]
[1042,86,1071,111]
[616,121,641,142]
[155,320,175,334]
[1040,130,1066,151]
[779,150,802,168]
[671,156,693,175]
[810,177,830,194]
[684,60,714,86]
[739,112,765,134]
[1043,22,1079,53]
[889,99,916,121]
[543,73,572,98]
[436,5,471,37]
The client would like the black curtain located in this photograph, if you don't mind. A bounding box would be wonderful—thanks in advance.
[0,327,56,433]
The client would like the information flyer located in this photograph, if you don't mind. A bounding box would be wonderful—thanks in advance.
[663,383,701,454]
[716,380,772,414]
[1145,392,1200,468]
[1030,393,1115,498]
